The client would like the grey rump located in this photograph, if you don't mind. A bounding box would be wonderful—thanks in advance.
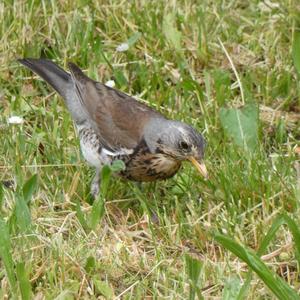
[18,59,207,197]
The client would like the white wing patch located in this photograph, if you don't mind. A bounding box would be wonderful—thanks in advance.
[102,148,133,157]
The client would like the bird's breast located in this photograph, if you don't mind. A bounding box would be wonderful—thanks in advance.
[121,153,181,182]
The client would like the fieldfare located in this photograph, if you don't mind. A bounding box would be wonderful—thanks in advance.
[18,59,207,197]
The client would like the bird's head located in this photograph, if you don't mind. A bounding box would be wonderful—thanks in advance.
[144,119,208,178]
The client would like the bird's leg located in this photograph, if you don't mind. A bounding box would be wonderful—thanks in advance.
[91,168,101,198]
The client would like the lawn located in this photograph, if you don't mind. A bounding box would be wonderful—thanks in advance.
[0,0,300,299]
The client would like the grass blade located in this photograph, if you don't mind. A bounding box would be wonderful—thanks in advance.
[237,215,285,299]
[127,32,141,47]
[89,196,105,230]
[219,104,259,152]
[185,254,204,300]
[93,276,115,299]
[85,256,96,274]
[100,165,112,197]
[238,214,300,299]
[22,174,38,204]
[256,215,286,256]
[222,276,241,300]
[215,234,300,300]
[281,214,300,264]
[75,200,90,233]
[15,192,31,232]
[16,262,32,300]
[0,218,17,292]
[292,31,300,76]
[0,182,3,211]
[163,13,182,52]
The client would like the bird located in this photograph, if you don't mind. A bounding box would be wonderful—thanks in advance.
[18,58,207,197]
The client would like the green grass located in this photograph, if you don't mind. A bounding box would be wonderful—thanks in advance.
[0,0,300,298]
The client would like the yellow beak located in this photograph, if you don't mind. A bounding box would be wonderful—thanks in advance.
[188,157,208,179]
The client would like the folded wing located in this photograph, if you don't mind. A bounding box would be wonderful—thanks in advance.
[68,63,164,151]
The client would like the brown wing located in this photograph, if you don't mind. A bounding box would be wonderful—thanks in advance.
[68,63,164,150]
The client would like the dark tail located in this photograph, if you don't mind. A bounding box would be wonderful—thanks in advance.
[18,58,71,98]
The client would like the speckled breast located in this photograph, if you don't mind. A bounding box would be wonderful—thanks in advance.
[119,152,181,182]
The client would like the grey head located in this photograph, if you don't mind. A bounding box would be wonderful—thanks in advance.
[144,119,207,178]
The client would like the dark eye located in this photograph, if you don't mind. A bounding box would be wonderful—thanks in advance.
[180,141,190,151]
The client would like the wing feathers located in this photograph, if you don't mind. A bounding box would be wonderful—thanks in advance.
[68,63,165,150]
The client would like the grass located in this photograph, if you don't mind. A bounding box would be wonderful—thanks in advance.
[0,0,300,298]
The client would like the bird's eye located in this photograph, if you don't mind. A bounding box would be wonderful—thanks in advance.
[180,141,190,151]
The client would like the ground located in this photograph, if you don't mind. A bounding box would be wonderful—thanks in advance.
[0,0,300,299]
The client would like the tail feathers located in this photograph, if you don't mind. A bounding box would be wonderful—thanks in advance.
[18,58,71,98]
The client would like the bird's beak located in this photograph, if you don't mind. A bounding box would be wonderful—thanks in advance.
[188,157,208,179]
